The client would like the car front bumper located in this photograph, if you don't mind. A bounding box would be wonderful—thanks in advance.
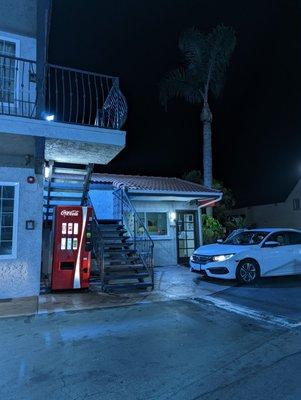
[190,259,236,279]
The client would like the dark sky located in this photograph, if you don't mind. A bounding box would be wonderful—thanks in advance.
[49,0,301,206]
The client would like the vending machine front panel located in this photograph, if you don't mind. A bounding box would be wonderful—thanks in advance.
[51,206,92,290]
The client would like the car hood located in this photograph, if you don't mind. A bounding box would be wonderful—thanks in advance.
[194,243,256,256]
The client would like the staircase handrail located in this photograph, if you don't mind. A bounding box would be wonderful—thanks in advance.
[113,187,154,288]
[89,199,106,288]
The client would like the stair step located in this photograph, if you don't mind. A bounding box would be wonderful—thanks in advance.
[105,249,136,254]
[103,240,132,246]
[103,282,153,291]
[103,236,131,241]
[53,167,87,175]
[104,264,145,271]
[104,272,149,281]
[104,246,132,251]
[44,187,84,193]
[101,233,129,238]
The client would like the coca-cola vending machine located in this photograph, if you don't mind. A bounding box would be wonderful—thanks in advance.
[51,205,93,290]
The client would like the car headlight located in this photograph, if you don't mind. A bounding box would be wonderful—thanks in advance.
[212,254,235,262]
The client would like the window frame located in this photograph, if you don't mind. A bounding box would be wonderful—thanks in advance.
[293,198,300,211]
[137,211,170,239]
[0,182,19,259]
[0,35,20,107]
[263,231,291,247]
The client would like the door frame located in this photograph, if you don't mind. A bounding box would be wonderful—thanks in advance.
[176,210,200,265]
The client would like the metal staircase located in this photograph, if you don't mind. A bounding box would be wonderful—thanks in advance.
[92,219,153,291]
[43,161,94,222]
[90,188,154,291]
[43,164,154,292]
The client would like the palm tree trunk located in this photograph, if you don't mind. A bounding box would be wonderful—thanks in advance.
[201,101,213,216]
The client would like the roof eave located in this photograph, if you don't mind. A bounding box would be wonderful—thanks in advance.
[127,189,222,198]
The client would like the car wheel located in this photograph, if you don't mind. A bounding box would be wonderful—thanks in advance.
[236,259,260,284]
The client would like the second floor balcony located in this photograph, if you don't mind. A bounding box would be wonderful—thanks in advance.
[0,55,127,166]
[0,55,128,130]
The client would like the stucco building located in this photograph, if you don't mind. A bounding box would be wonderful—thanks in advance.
[228,180,301,229]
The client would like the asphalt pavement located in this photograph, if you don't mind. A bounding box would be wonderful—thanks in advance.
[0,298,300,400]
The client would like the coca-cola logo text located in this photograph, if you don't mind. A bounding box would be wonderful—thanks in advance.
[60,210,79,217]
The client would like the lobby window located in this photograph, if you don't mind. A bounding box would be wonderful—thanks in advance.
[0,184,18,257]
[137,212,168,236]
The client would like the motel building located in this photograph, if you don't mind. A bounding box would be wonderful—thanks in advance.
[0,0,221,300]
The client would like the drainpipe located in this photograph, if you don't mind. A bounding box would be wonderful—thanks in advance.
[197,195,223,246]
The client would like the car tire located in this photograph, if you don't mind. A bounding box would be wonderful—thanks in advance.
[236,259,260,284]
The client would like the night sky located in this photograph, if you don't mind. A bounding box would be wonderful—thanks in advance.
[49,0,301,206]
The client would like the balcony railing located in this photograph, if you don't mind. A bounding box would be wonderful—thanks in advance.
[0,55,128,130]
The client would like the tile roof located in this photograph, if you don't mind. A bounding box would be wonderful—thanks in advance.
[91,173,220,195]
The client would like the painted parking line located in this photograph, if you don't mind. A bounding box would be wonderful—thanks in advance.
[192,296,301,328]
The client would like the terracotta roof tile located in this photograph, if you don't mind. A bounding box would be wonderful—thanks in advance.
[91,173,220,194]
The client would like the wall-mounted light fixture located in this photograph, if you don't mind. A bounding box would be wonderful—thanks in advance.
[44,166,50,179]
[41,111,55,121]
[169,211,177,225]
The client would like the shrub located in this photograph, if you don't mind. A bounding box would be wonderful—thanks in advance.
[202,215,224,244]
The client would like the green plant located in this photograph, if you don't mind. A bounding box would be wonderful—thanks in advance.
[202,214,224,244]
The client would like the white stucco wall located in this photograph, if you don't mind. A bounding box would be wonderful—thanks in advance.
[131,200,200,266]
[0,30,36,60]
[0,167,43,299]
[89,189,202,267]
[89,189,114,220]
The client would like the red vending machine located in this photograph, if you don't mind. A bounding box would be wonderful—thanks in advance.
[51,205,93,290]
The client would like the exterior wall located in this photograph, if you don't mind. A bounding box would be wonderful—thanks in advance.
[132,200,200,267]
[0,30,36,60]
[89,188,114,220]
[0,167,43,299]
[89,189,202,266]
[230,180,301,229]
[0,0,37,38]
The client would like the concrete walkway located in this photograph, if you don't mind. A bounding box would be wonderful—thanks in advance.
[0,266,234,318]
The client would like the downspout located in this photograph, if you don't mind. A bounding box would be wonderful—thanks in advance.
[197,194,223,246]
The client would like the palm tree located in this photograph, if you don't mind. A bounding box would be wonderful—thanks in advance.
[160,25,236,214]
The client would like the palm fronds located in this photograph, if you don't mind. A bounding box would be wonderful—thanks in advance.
[159,24,236,105]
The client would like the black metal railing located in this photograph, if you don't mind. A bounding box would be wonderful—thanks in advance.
[45,64,127,129]
[113,188,154,288]
[91,213,106,289]
[0,55,128,130]
[0,54,37,118]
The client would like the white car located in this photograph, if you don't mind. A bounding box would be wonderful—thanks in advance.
[190,228,301,284]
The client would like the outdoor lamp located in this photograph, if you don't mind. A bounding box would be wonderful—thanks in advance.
[44,166,50,179]
[169,211,177,225]
[41,111,55,121]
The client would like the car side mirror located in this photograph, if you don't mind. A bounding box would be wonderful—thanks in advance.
[216,239,223,244]
[263,241,280,248]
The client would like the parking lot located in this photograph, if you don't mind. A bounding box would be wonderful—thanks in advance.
[155,266,301,327]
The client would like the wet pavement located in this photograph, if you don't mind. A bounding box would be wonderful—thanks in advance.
[0,266,235,318]
[0,298,300,400]
[1,266,301,399]
[1,266,301,329]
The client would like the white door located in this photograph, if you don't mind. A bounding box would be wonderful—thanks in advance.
[259,231,296,276]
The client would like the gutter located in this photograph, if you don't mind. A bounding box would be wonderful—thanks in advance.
[126,189,222,198]
[197,193,223,246]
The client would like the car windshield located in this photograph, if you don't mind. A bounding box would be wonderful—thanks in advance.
[223,231,269,245]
